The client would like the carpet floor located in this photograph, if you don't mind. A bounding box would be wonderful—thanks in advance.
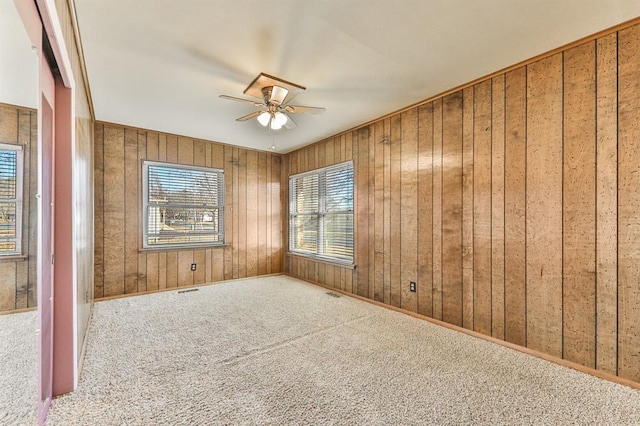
[47,275,640,425]
[0,310,37,426]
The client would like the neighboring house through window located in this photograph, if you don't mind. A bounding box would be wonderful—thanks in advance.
[289,161,354,262]
[142,161,224,248]
[0,143,23,256]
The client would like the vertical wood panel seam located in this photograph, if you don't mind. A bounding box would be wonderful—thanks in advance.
[561,52,565,360]
[503,77,508,335]
[524,66,529,348]
[490,78,494,333]
[399,121,402,308]
[461,101,465,324]
[102,125,106,297]
[14,110,19,310]
[472,87,476,330]
[592,41,597,370]
[615,29,620,377]
[441,102,444,316]
[431,109,435,315]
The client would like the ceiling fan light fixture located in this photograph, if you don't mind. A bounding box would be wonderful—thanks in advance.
[270,119,283,130]
[273,111,288,127]
[257,111,271,126]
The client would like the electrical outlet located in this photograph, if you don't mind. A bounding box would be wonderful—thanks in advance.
[409,281,416,292]
[191,263,197,271]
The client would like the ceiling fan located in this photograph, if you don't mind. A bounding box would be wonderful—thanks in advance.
[219,72,325,130]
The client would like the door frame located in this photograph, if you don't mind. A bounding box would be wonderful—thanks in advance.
[13,0,77,422]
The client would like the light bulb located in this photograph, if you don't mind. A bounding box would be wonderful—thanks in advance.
[257,111,271,126]
[273,112,288,127]
[270,120,283,130]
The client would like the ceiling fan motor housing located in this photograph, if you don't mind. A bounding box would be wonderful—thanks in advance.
[262,85,288,106]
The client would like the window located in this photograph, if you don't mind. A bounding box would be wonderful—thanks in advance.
[0,143,23,256]
[143,161,224,248]
[289,161,354,262]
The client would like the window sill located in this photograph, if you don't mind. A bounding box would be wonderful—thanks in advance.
[287,252,355,269]
[0,255,28,262]
[140,244,228,253]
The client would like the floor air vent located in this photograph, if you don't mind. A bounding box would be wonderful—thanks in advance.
[178,288,199,294]
[326,292,341,298]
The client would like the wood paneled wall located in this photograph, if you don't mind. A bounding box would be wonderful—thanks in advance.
[54,0,95,363]
[0,104,38,313]
[94,123,283,298]
[285,22,640,383]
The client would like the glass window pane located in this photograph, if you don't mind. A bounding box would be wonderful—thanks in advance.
[144,162,224,248]
[323,213,353,259]
[291,215,318,253]
[288,162,354,262]
[146,207,221,246]
[325,166,353,212]
[0,150,17,199]
[0,202,17,238]
[148,165,220,206]
[294,174,318,213]
[0,241,16,252]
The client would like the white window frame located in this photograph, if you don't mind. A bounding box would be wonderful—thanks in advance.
[142,160,224,249]
[0,143,23,256]
[289,161,354,263]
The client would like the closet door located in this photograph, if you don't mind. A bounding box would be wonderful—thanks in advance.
[37,40,56,425]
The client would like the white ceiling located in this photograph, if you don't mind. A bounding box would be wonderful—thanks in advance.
[0,0,38,109]
[73,1,640,153]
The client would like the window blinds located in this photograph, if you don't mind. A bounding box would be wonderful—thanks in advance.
[289,162,353,262]
[0,144,22,255]
[144,162,224,247]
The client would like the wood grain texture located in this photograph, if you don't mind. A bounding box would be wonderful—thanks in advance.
[356,127,370,298]
[383,119,392,305]
[0,262,16,311]
[441,93,463,326]
[562,42,596,367]
[0,104,18,141]
[258,22,640,383]
[224,146,234,280]
[473,80,493,336]
[595,33,618,375]
[146,252,158,291]
[94,123,283,298]
[103,126,126,297]
[373,120,385,302]
[526,53,564,358]
[417,104,433,317]
[0,105,39,312]
[400,109,418,312]
[246,150,258,277]
[124,128,138,294]
[368,125,376,301]
[258,152,267,276]
[462,87,474,329]
[432,99,443,320]
[193,250,206,285]
[138,132,147,292]
[491,76,506,340]
[390,117,402,306]
[26,110,38,308]
[618,24,640,382]
[271,155,282,274]
[504,67,527,347]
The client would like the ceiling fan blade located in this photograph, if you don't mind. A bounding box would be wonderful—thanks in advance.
[220,94,263,107]
[284,114,297,129]
[283,105,326,115]
[236,111,263,121]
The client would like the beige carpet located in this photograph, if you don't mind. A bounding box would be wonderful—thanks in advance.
[47,275,640,425]
[0,310,37,426]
